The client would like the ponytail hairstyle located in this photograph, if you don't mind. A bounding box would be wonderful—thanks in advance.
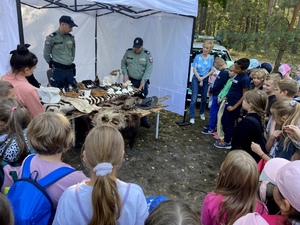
[244,89,268,131]
[0,98,31,163]
[214,150,260,225]
[9,44,38,74]
[83,125,124,225]
[270,99,300,150]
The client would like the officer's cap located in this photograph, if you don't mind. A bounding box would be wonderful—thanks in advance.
[133,37,143,48]
[59,15,78,27]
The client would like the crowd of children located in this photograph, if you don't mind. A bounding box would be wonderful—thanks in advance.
[192,53,300,224]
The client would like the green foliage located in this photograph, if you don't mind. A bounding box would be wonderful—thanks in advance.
[199,0,227,8]
[196,0,300,64]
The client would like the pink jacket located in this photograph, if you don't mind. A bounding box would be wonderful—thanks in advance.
[201,192,268,225]
[2,72,44,118]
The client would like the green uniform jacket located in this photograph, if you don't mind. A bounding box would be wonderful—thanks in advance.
[121,48,153,84]
[43,29,76,66]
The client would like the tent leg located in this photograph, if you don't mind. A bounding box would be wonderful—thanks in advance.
[176,17,196,127]
[16,0,24,44]
[175,87,191,126]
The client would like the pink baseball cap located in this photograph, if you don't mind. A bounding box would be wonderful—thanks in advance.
[259,158,290,184]
[259,158,289,202]
[278,63,291,76]
[233,213,268,225]
[275,160,300,212]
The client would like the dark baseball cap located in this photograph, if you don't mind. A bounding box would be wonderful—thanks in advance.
[133,37,143,48]
[59,15,78,27]
[259,62,273,74]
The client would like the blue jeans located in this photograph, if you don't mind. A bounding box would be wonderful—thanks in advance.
[189,75,209,119]
[208,96,219,130]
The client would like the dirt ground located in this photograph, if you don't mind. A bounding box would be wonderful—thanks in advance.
[62,108,228,215]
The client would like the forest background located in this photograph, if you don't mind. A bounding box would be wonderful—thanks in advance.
[196,0,300,72]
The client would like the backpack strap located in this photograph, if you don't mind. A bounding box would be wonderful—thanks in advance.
[21,154,35,178]
[9,171,18,182]
[21,154,75,188]
[38,167,75,188]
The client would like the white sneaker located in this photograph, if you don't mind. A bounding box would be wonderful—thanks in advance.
[200,114,205,120]
[190,118,195,124]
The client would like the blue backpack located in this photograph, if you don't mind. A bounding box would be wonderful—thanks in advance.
[7,154,75,225]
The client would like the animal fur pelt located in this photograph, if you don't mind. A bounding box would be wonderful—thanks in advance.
[107,95,142,110]
[109,95,129,106]
[92,111,140,148]
[122,97,142,110]
[120,113,140,148]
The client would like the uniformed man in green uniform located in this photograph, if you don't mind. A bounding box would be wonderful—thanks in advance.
[121,37,153,128]
[43,15,77,90]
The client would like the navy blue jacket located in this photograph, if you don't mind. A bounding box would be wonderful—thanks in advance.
[209,69,230,96]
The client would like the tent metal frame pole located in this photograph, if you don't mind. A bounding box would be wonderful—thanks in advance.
[16,0,24,44]
[95,14,97,76]
[176,17,196,126]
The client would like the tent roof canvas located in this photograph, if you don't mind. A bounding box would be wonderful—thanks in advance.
[21,0,198,17]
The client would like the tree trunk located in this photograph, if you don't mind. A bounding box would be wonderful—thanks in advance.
[291,14,300,54]
[197,5,202,34]
[202,6,208,34]
[265,0,276,30]
[274,0,300,70]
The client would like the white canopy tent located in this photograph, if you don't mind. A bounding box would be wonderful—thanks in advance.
[0,0,197,115]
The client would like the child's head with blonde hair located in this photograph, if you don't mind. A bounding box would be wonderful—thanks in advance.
[214,150,260,225]
[263,73,282,96]
[214,57,226,70]
[26,112,74,155]
[229,64,237,77]
[250,68,268,80]
[250,68,268,89]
